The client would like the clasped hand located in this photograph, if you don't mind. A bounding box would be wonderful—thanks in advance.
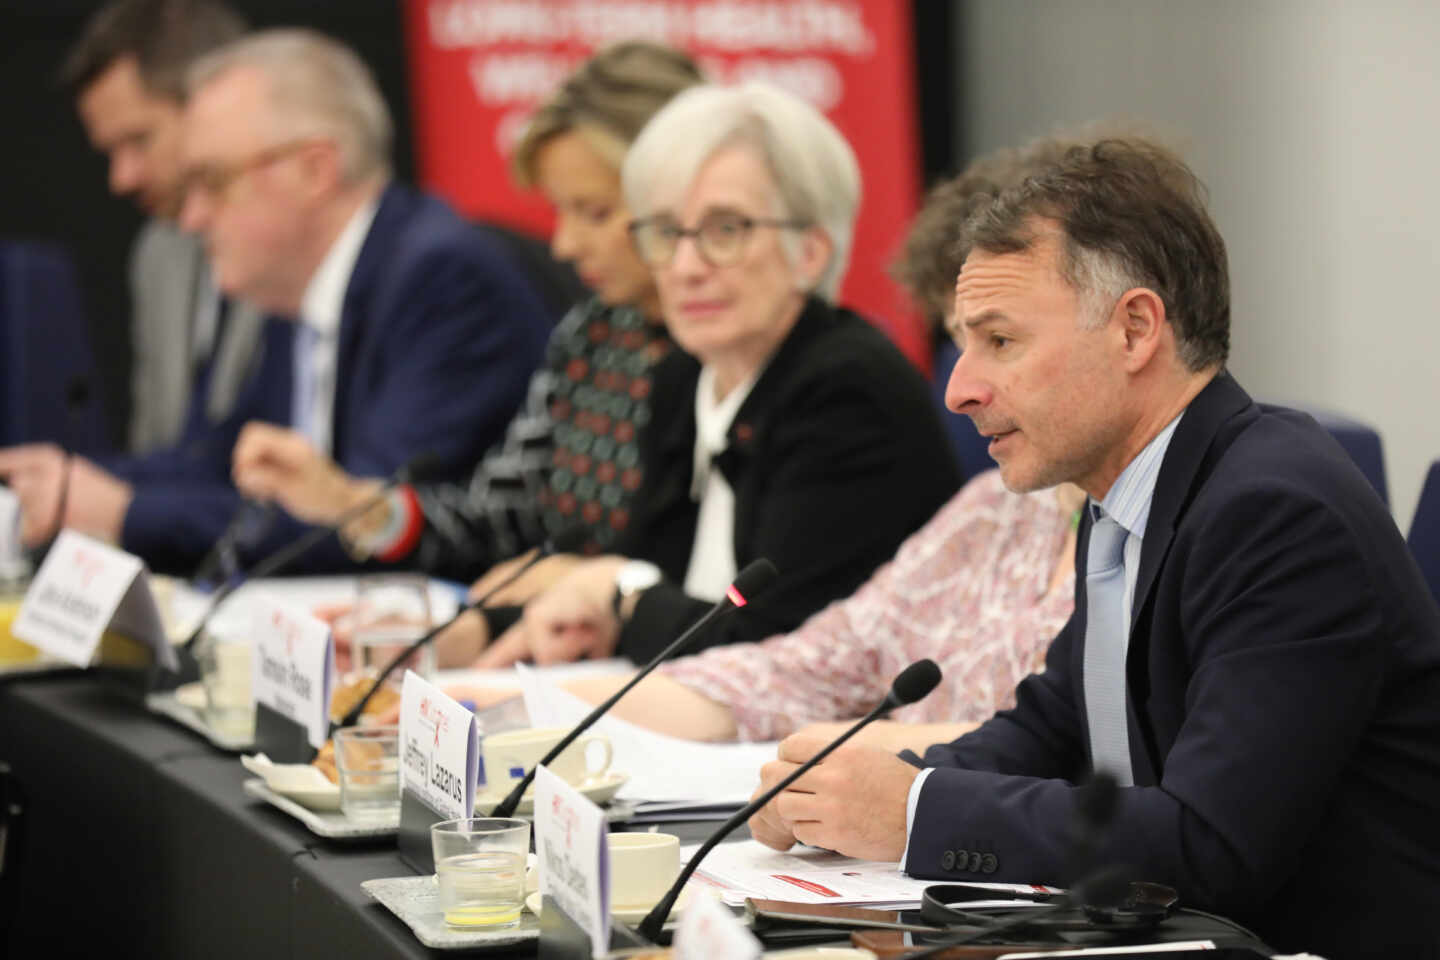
[0,443,131,545]
[231,423,366,526]
[748,733,920,863]
[472,556,629,669]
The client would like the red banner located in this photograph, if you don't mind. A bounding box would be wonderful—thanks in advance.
[404,0,928,369]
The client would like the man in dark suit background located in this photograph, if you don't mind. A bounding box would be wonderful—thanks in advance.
[0,28,548,574]
[62,0,262,458]
[746,138,1440,957]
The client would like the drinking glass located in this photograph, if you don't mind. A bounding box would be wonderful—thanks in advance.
[430,818,531,928]
[333,725,401,823]
[197,616,255,740]
[351,574,434,685]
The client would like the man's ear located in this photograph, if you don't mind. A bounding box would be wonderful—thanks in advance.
[295,140,343,202]
[1114,287,1167,374]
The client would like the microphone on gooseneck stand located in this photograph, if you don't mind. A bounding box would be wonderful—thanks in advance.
[490,558,781,820]
[191,499,278,591]
[178,451,442,657]
[635,658,944,942]
[332,524,591,732]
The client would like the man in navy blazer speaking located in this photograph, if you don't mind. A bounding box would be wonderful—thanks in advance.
[0,29,547,574]
[747,138,1440,958]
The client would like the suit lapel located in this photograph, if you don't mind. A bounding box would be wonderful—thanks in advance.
[1129,371,1254,625]
[1122,371,1254,782]
[331,183,407,460]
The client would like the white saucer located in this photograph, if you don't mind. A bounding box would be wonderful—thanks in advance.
[174,681,208,711]
[523,886,690,924]
[474,771,629,815]
[241,753,341,811]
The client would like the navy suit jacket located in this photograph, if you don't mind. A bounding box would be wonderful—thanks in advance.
[905,372,1440,958]
[107,183,549,574]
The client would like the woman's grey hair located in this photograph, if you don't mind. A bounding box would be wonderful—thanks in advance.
[187,28,392,182]
[621,82,861,300]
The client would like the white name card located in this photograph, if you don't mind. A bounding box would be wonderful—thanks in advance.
[399,671,477,820]
[0,487,26,580]
[250,597,334,749]
[533,764,610,956]
[674,887,761,960]
[12,529,170,669]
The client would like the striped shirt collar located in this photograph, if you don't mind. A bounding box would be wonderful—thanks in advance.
[1094,411,1184,539]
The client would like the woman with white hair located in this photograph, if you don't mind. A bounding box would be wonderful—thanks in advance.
[463,81,961,669]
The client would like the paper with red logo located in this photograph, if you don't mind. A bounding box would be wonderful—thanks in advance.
[533,764,609,955]
[12,529,170,669]
[250,596,334,748]
[399,670,478,820]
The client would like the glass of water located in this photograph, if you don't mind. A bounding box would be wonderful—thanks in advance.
[333,725,401,823]
[352,574,434,685]
[430,818,531,928]
[197,615,255,741]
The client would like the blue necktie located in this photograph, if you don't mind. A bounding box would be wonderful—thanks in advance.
[1083,512,1134,786]
[291,323,319,445]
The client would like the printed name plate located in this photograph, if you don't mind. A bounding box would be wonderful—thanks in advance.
[250,596,334,750]
[533,764,610,956]
[0,487,25,580]
[397,670,478,874]
[674,887,760,960]
[12,529,170,669]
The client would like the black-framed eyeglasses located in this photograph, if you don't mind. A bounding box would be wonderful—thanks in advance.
[627,211,811,268]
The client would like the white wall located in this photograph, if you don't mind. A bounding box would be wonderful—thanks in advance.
[955,0,1440,529]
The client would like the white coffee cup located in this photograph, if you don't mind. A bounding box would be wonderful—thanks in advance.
[481,727,613,790]
[607,832,681,909]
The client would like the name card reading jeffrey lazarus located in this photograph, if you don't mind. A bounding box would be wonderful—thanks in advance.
[399,670,477,820]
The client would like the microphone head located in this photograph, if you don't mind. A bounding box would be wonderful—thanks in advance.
[726,558,778,607]
[886,659,942,709]
[543,523,591,556]
[398,451,444,485]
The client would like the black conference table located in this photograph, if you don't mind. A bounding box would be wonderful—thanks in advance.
[0,670,1275,960]
[0,671,548,959]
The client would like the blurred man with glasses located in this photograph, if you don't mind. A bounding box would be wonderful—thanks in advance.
[0,29,549,575]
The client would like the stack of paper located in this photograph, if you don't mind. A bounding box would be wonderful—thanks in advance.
[162,575,464,643]
[515,664,780,807]
[684,840,1065,911]
[685,840,933,909]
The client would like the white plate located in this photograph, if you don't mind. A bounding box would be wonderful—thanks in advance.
[523,886,691,924]
[174,681,208,711]
[474,771,629,815]
[240,753,341,811]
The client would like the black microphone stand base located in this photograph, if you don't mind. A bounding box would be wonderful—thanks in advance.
[537,898,653,960]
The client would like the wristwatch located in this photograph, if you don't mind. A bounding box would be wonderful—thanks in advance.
[612,560,662,619]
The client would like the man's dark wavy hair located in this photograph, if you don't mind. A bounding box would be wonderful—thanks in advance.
[963,137,1230,372]
[61,0,247,101]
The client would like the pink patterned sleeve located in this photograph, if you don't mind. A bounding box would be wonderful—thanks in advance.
[660,475,1020,741]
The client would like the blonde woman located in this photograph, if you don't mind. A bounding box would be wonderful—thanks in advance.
[232,43,703,658]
